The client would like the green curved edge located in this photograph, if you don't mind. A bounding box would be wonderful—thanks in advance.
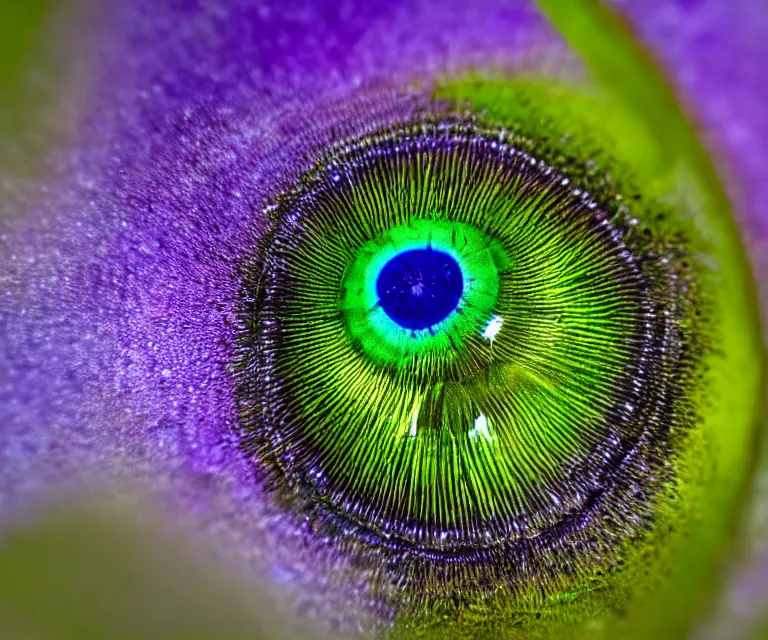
[534,1,766,639]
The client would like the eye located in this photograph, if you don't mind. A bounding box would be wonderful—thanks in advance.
[0,1,765,639]
[237,74,761,635]
[233,4,763,638]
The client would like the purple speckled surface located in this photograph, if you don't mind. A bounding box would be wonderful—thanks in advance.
[0,0,766,636]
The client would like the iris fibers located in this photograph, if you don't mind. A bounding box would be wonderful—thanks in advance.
[236,79,761,635]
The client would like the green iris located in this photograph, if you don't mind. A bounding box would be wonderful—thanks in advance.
[236,6,763,638]
[251,123,662,553]
[341,219,504,364]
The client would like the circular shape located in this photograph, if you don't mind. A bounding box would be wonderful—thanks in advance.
[376,248,463,331]
[237,82,762,628]
[240,118,673,559]
[340,219,504,365]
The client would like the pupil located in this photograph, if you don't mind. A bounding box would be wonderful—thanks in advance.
[375,248,463,331]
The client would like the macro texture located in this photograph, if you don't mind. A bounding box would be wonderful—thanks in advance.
[0,1,766,639]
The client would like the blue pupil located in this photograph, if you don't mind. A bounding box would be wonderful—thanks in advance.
[376,248,464,331]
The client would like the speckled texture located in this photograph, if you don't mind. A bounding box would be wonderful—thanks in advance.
[0,0,766,636]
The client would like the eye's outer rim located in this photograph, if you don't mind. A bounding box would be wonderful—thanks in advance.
[234,100,715,623]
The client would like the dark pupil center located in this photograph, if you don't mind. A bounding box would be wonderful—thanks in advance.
[376,248,463,331]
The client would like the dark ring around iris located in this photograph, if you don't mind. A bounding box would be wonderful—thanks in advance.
[236,115,699,606]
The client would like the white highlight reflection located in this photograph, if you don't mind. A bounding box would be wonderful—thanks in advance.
[469,413,494,443]
[482,314,503,342]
